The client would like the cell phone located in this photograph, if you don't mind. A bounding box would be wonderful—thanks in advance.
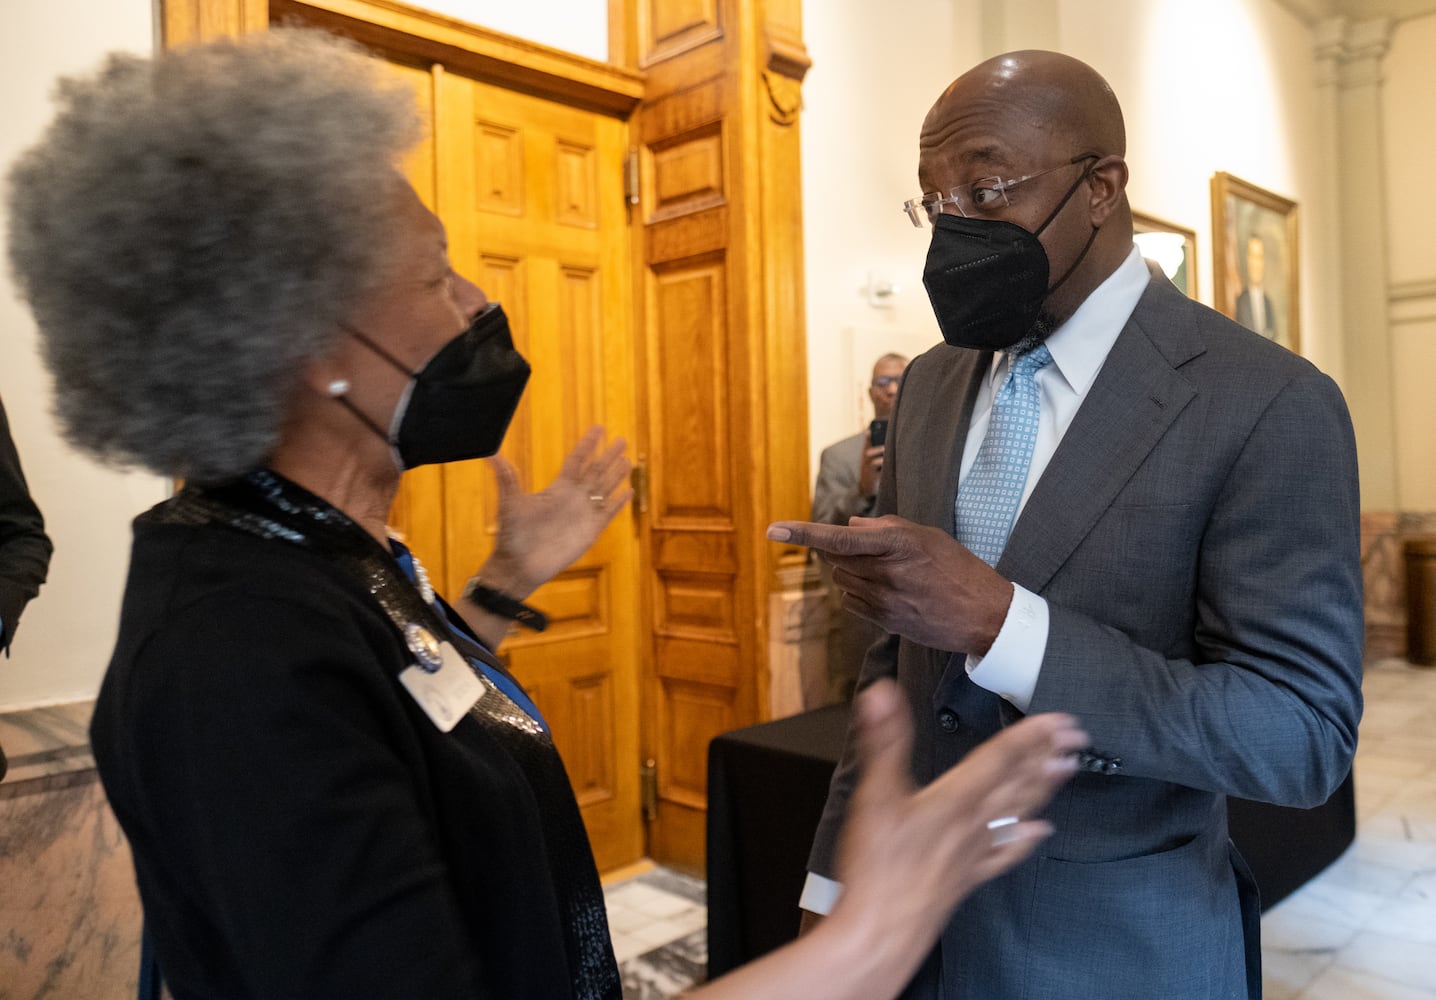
[869,418,888,447]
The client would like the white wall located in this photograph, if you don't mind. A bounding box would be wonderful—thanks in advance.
[799,0,981,478]
[0,0,164,710]
[409,0,608,61]
[1062,0,1340,378]
[799,0,1347,482]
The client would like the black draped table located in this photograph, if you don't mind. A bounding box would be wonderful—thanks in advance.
[706,701,1355,978]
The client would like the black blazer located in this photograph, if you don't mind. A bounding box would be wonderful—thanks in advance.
[0,395,52,652]
[91,505,618,999]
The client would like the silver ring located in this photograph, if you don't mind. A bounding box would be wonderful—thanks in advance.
[588,494,605,505]
[986,815,1021,847]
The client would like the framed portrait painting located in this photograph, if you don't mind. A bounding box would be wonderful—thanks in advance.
[1211,172,1300,354]
[1132,211,1198,300]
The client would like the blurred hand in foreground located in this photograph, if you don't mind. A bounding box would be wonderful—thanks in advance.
[692,679,1084,1000]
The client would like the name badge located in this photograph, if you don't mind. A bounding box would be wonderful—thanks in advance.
[399,641,484,732]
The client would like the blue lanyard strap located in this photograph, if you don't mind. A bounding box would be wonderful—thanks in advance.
[390,542,549,733]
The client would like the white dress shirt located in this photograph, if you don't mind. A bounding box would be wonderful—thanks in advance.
[799,245,1150,917]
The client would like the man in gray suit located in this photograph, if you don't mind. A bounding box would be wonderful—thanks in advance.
[770,51,1362,1000]
[812,353,907,700]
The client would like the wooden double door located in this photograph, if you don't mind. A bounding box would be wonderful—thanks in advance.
[166,0,814,877]
[386,62,645,874]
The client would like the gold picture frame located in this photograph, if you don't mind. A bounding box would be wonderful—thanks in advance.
[1132,211,1198,300]
[1211,172,1300,354]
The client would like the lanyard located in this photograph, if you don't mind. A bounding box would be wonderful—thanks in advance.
[389,541,549,732]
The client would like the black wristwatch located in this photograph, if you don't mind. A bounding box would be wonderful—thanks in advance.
[461,578,549,632]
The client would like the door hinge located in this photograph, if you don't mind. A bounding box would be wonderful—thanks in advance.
[631,463,649,515]
[640,758,658,821]
[625,147,641,207]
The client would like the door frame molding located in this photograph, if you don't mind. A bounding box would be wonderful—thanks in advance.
[165,0,645,117]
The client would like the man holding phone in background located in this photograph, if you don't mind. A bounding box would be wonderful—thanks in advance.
[811,353,908,700]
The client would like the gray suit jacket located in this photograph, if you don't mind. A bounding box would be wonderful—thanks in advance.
[812,431,873,526]
[813,432,884,698]
[807,265,1363,1000]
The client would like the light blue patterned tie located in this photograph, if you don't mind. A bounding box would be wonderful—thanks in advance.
[955,344,1053,566]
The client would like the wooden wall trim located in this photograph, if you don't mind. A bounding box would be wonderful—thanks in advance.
[608,0,640,70]
[163,0,646,116]
[167,0,648,117]
[637,0,724,68]
[162,0,268,46]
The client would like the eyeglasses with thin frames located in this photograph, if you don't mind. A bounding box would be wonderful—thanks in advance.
[902,153,1099,228]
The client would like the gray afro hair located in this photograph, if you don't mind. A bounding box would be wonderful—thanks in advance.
[6,29,420,481]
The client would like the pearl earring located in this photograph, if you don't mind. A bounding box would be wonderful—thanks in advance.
[327,379,350,397]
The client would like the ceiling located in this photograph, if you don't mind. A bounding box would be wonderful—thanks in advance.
[1275,0,1436,23]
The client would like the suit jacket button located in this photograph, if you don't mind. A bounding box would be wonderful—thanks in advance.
[937,709,959,733]
[1077,749,1121,774]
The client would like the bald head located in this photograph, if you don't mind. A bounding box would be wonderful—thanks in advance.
[917,50,1133,332]
[922,51,1125,169]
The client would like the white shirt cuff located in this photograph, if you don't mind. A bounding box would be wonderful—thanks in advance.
[799,872,843,915]
[964,583,1049,713]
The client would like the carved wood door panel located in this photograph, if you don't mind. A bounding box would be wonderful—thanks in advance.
[403,70,644,875]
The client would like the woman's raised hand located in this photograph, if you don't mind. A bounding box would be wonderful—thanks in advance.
[482,426,632,598]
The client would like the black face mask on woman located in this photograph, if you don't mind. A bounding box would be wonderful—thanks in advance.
[922,159,1100,352]
[340,303,531,469]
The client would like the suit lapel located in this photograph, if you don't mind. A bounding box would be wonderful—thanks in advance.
[912,347,990,532]
[996,271,1203,593]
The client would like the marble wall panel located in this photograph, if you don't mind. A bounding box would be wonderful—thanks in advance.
[1360,509,1436,662]
[0,771,141,1000]
[0,702,141,1000]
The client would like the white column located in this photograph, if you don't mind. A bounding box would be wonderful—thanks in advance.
[1316,16,1396,510]
[978,0,1060,57]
